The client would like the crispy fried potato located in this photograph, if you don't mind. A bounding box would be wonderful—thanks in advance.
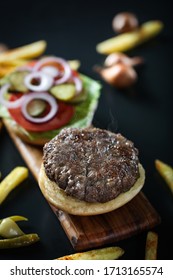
[145,231,158,260]
[0,41,46,77]
[0,40,47,63]
[155,159,173,194]
[0,62,23,77]
[68,60,81,70]
[57,246,124,260]
[0,65,16,77]
[0,59,28,67]
[96,21,163,54]
[0,167,28,204]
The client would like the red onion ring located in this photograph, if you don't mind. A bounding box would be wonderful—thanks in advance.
[71,76,83,95]
[40,66,59,78]
[21,92,58,123]
[24,71,54,92]
[0,84,26,108]
[16,66,33,72]
[32,56,72,85]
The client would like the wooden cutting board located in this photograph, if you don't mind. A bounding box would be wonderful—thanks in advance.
[4,122,161,251]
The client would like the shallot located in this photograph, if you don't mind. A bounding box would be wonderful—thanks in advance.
[104,52,143,67]
[95,63,137,88]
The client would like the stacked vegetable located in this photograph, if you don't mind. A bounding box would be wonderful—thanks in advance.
[0,56,101,144]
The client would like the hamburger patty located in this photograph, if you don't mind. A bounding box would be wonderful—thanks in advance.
[43,127,140,203]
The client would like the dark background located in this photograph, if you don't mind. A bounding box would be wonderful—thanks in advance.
[0,0,172,259]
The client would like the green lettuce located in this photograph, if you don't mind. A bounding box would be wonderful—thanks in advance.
[0,74,101,141]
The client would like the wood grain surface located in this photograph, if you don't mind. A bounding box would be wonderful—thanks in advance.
[4,121,161,251]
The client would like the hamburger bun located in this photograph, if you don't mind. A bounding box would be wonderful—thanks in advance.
[38,127,145,216]
[4,118,49,146]
[39,163,145,215]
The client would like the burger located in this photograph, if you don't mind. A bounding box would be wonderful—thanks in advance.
[0,56,101,145]
[38,127,145,216]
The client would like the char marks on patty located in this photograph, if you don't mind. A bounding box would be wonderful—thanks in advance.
[43,127,139,203]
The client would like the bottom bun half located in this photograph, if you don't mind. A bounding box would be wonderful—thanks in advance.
[38,163,145,216]
[3,119,49,146]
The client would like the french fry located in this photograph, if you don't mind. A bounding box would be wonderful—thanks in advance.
[0,40,47,63]
[0,59,28,67]
[0,59,29,77]
[0,167,28,204]
[145,231,158,260]
[155,159,173,194]
[0,65,15,77]
[68,60,81,70]
[96,20,164,54]
[57,246,124,260]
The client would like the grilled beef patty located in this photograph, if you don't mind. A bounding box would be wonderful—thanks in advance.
[43,127,139,203]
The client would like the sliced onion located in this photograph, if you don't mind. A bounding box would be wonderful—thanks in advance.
[40,66,59,78]
[71,76,83,95]
[21,92,58,123]
[0,84,26,108]
[16,66,33,72]
[24,71,54,92]
[33,56,72,85]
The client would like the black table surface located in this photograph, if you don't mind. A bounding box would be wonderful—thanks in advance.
[0,0,172,260]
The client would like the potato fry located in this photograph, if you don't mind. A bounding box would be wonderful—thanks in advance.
[0,40,47,63]
[96,20,163,54]
[57,246,124,260]
[145,231,158,260]
[0,59,29,77]
[0,167,28,204]
[0,65,15,77]
[155,159,173,194]
[68,60,81,70]
[0,59,28,67]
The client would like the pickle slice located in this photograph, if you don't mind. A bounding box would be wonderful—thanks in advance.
[27,99,46,117]
[9,70,30,92]
[70,89,87,103]
[50,84,76,101]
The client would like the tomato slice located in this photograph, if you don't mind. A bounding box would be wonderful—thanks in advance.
[8,94,74,132]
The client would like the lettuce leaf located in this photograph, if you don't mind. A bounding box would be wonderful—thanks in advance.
[0,74,101,141]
